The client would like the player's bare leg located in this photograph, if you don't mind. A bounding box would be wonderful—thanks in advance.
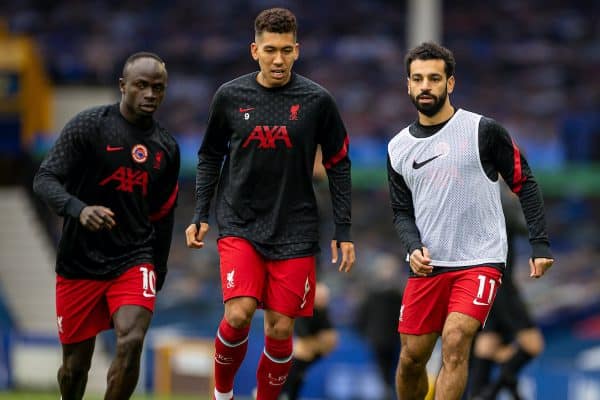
[434,312,480,400]
[396,332,437,400]
[58,337,95,400]
[104,305,152,400]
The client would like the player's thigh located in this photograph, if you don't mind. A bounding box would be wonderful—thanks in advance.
[441,312,481,355]
[218,236,266,303]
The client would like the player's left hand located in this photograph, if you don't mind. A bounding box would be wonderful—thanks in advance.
[331,240,355,273]
[529,257,554,278]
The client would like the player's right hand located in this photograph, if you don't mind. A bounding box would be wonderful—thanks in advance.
[185,222,209,248]
[409,247,433,276]
[79,205,116,231]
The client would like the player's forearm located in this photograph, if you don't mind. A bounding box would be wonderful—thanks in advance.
[192,152,222,223]
[518,177,553,259]
[33,169,87,218]
[393,211,423,255]
[326,158,352,242]
[152,211,174,289]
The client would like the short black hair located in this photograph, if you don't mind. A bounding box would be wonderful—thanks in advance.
[122,52,165,78]
[404,42,455,78]
[254,8,297,38]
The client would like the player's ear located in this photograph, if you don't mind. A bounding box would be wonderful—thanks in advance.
[250,43,259,61]
[119,78,126,95]
[447,75,455,94]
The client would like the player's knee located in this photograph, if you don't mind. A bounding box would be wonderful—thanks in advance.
[116,331,145,361]
[225,299,256,328]
[399,349,427,372]
[441,329,470,366]
[225,309,254,328]
[265,319,294,339]
[59,363,88,379]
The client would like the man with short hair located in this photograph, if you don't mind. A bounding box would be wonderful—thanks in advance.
[33,52,179,400]
[387,42,553,400]
[185,8,354,400]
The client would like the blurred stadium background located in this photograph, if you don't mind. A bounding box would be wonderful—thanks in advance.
[1,0,599,399]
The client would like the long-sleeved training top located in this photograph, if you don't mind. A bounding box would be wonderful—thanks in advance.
[192,72,352,259]
[33,104,180,282]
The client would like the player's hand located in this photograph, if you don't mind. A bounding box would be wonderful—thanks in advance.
[79,206,116,231]
[331,240,355,273]
[409,247,433,276]
[185,222,209,248]
[529,257,553,278]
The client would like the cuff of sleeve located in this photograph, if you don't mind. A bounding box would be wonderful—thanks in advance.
[531,241,553,260]
[191,213,208,226]
[334,224,352,243]
[408,242,424,255]
[64,197,87,219]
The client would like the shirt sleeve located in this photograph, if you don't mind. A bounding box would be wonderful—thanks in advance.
[318,93,352,242]
[192,88,230,225]
[479,117,552,259]
[387,156,423,255]
[149,140,180,283]
[32,112,91,218]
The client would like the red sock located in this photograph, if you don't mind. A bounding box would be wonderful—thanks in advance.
[256,336,293,400]
[213,318,250,393]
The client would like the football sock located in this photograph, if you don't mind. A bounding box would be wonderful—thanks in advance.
[256,336,293,399]
[214,318,250,394]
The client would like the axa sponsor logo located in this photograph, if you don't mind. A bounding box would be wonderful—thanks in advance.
[99,166,148,195]
[242,126,292,149]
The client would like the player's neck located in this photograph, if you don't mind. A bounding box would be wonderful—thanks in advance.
[418,103,455,126]
[119,103,154,130]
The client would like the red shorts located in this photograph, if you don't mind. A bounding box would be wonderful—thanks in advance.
[217,237,316,318]
[55,263,156,344]
[398,266,502,335]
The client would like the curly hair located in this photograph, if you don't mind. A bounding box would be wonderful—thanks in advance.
[254,8,297,39]
[404,42,455,78]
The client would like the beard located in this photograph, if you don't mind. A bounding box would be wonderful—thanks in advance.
[410,87,448,117]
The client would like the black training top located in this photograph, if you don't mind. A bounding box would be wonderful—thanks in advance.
[33,103,180,279]
[193,72,352,259]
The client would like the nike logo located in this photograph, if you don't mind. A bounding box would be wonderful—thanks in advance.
[412,154,443,169]
[472,299,489,306]
[239,107,255,112]
[106,145,124,152]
